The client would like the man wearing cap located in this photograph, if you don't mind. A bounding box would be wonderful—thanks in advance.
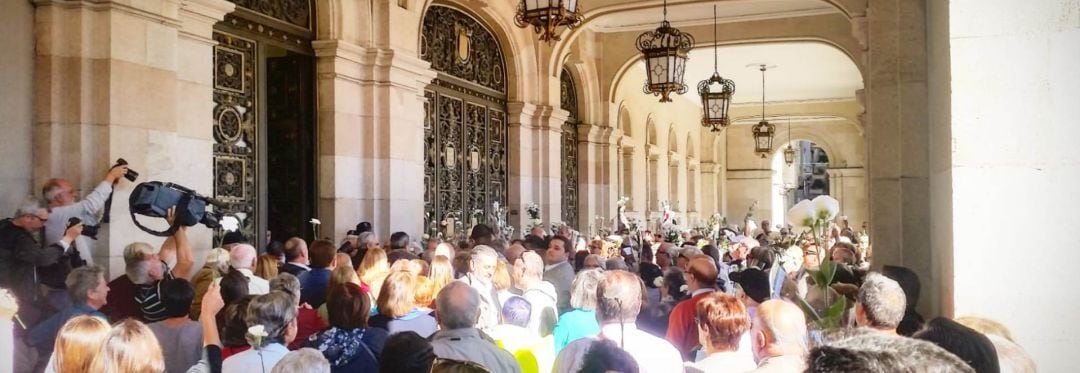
[666,255,719,360]
[731,268,772,318]
[221,231,247,251]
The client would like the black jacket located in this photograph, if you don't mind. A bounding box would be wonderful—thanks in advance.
[0,219,64,309]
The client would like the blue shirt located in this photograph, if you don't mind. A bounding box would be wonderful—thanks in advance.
[27,303,105,349]
[551,309,600,355]
[299,268,332,308]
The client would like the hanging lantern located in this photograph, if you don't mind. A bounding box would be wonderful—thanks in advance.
[753,120,776,158]
[783,118,795,165]
[698,5,735,132]
[784,145,796,165]
[515,0,583,43]
[752,64,774,158]
[637,0,694,103]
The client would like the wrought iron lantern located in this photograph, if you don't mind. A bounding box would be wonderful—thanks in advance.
[637,0,694,103]
[515,0,583,43]
[783,118,796,165]
[698,5,735,132]
[752,64,775,158]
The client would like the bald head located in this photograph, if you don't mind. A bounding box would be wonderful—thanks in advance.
[505,243,525,265]
[230,244,258,270]
[751,300,809,362]
[435,281,480,330]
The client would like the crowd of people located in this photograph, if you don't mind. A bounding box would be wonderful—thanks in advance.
[0,166,1039,372]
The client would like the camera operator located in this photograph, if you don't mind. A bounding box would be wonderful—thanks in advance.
[0,198,83,326]
[41,163,131,264]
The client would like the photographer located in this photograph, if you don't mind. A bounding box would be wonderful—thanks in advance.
[41,162,131,264]
[0,198,82,326]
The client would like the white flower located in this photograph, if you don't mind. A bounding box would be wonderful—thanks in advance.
[679,284,689,293]
[811,195,840,222]
[309,218,321,225]
[786,199,816,231]
[219,216,240,233]
[248,324,267,338]
[653,277,664,288]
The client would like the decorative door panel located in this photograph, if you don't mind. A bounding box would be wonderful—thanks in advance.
[560,69,580,230]
[421,4,508,238]
[212,32,258,240]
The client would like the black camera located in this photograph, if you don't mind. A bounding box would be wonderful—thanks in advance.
[128,181,226,237]
[114,158,139,182]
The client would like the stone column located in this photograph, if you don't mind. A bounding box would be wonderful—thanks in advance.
[700,162,720,215]
[577,124,615,232]
[313,40,436,240]
[507,103,567,232]
[33,0,232,278]
[621,142,636,212]
[645,144,663,223]
[864,0,931,311]
[687,158,700,221]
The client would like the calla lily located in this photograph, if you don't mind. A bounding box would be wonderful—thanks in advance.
[248,324,267,338]
[787,199,816,231]
[811,196,840,221]
[219,216,240,233]
[309,218,321,225]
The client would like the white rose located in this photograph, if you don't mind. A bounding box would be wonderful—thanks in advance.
[653,277,664,288]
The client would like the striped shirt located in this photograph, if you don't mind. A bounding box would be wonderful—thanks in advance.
[135,261,173,323]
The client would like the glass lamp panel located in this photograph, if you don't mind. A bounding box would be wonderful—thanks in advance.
[649,56,669,85]
[565,0,577,11]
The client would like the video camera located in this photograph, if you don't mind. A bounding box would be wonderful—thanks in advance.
[128,181,226,237]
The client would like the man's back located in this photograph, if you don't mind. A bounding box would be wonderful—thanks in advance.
[555,323,683,373]
[431,328,522,373]
[299,268,331,308]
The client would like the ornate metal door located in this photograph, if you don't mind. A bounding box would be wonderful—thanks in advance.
[212,32,258,240]
[421,5,508,239]
[560,69,580,230]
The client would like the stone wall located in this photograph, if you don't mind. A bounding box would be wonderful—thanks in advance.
[0,1,34,218]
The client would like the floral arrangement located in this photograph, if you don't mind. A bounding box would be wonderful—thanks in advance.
[489,201,515,239]
[309,218,321,239]
[525,203,543,230]
[787,195,847,330]
[216,215,240,248]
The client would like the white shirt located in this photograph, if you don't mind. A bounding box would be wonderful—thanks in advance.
[554,322,683,373]
[45,181,113,265]
[222,343,288,373]
[685,350,758,373]
[214,268,269,295]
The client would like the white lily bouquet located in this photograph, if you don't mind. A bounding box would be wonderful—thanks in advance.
[526,203,543,230]
[787,195,847,330]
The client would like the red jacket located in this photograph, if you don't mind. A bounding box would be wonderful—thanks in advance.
[666,291,714,360]
[289,306,327,350]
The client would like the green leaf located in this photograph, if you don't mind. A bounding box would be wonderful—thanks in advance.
[796,296,823,322]
[820,257,836,285]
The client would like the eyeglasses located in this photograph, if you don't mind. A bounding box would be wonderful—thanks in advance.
[25,215,47,223]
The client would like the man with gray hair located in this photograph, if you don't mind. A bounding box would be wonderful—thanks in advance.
[748,300,809,372]
[103,209,193,323]
[457,245,502,331]
[431,281,522,373]
[41,164,131,263]
[0,198,79,323]
[855,272,907,335]
[223,291,299,372]
[224,243,269,295]
[513,251,558,336]
[270,348,330,373]
[27,265,109,357]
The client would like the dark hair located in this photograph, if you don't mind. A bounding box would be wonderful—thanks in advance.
[265,241,285,258]
[326,283,371,330]
[638,263,663,289]
[523,236,547,251]
[731,268,770,304]
[748,246,775,270]
[578,339,640,373]
[547,235,570,251]
[662,268,688,301]
[640,242,654,262]
[220,268,251,305]
[501,296,532,328]
[881,265,921,309]
[222,295,255,347]
[380,331,435,373]
[356,222,373,234]
[832,242,858,265]
[701,244,721,265]
[309,239,337,268]
[574,250,589,271]
[389,232,410,251]
[913,317,1000,373]
[469,224,495,245]
[160,278,195,319]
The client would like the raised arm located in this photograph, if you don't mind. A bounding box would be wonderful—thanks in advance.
[170,225,194,280]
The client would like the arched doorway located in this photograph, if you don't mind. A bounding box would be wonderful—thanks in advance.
[771,140,831,225]
[212,1,318,245]
[421,5,509,238]
[560,68,580,230]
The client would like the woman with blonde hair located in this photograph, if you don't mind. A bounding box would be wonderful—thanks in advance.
[413,276,436,311]
[47,315,110,373]
[318,262,364,321]
[428,256,454,299]
[369,271,437,337]
[88,319,166,373]
[255,253,280,280]
[357,247,389,300]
